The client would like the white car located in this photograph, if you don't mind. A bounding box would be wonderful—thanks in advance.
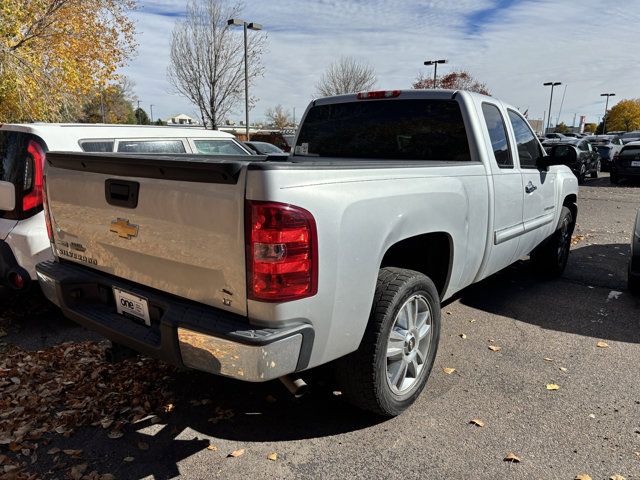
[0,124,251,290]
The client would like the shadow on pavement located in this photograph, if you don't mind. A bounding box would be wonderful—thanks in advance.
[457,243,639,344]
[583,175,640,188]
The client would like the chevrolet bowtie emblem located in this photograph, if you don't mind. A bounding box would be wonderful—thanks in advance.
[110,218,139,239]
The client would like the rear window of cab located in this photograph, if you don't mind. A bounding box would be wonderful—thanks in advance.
[295,99,471,161]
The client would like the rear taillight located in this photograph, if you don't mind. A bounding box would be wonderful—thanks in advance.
[356,90,401,100]
[42,175,54,242]
[22,140,45,211]
[246,200,318,302]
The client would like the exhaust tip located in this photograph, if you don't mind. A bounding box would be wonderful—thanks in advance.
[279,375,308,398]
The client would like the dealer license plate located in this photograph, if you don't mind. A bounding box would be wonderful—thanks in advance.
[631,161,640,167]
[113,287,151,326]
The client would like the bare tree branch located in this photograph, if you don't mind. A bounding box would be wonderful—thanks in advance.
[167,0,267,129]
[314,56,376,97]
[264,104,292,129]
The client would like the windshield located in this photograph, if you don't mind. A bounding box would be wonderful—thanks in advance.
[295,99,471,161]
[253,142,284,154]
[620,146,640,158]
[622,132,640,139]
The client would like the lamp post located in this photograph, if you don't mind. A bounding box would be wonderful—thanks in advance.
[136,100,142,125]
[227,18,262,140]
[423,59,447,88]
[150,104,154,124]
[600,93,615,134]
[543,82,561,133]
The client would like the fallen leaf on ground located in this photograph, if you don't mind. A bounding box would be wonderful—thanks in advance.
[442,368,456,375]
[504,452,521,463]
[488,345,501,352]
[469,319,476,323]
[164,403,175,413]
[137,442,149,451]
[123,456,134,462]
[609,475,625,480]
[108,431,124,439]
[228,449,245,458]
[445,311,452,315]
[459,334,467,339]
[546,384,560,390]
[267,452,278,461]
[543,357,553,362]
[469,419,485,427]
[207,444,218,451]
[597,341,609,348]
[265,395,277,403]
[100,475,115,480]
[574,474,592,480]
[63,449,82,456]
[47,448,61,455]
[559,367,568,372]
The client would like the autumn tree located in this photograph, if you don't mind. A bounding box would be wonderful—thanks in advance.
[602,99,640,132]
[583,123,597,134]
[265,104,292,129]
[554,122,571,134]
[413,69,490,95]
[0,0,137,122]
[79,80,136,124]
[315,56,376,97]
[168,0,267,129]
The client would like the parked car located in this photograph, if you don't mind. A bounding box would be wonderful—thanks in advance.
[621,131,640,144]
[563,133,579,138]
[545,133,568,140]
[248,131,292,152]
[542,138,600,183]
[611,141,640,184]
[37,89,578,417]
[0,124,251,291]
[630,209,640,295]
[243,141,288,156]
[585,135,624,171]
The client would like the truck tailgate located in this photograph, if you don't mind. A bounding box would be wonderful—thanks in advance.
[44,153,250,316]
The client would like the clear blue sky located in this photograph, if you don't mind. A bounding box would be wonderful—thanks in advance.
[122,0,640,127]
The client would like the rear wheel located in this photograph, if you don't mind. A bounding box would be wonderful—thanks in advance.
[531,206,574,278]
[590,160,600,178]
[335,267,441,417]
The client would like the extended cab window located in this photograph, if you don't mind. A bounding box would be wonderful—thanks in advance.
[193,140,248,155]
[508,110,542,169]
[117,140,186,153]
[295,99,471,161]
[481,103,512,168]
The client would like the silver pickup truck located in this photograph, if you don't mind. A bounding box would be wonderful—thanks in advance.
[37,90,578,416]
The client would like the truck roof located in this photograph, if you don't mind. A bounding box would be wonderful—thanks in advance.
[0,123,235,151]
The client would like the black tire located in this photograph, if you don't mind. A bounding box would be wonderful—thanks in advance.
[590,160,600,178]
[577,164,586,184]
[610,172,619,184]
[630,269,640,296]
[531,206,574,278]
[335,267,441,417]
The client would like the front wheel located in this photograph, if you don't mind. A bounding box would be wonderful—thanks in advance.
[590,160,600,178]
[577,164,587,184]
[335,267,441,417]
[531,206,574,278]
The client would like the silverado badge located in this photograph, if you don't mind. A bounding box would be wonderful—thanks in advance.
[110,218,139,239]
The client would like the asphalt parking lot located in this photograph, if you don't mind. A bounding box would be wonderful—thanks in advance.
[1,173,639,480]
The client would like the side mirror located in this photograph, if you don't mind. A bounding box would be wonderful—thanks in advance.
[0,181,16,211]
[537,144,576,169]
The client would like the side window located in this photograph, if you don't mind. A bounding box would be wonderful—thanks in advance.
[507,110,542,169]
[193,140,250,155]
[116,140,186,153]
[80,141,114,152]
[481,103,512,168]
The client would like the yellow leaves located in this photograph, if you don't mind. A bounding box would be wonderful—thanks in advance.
[559,367,568,372]
[442,367,456,375]
[488,345,501,352]
[207,444,218,451]
[596,341,609,348]
[574,474,592,480]
[605,99,640,132]
[267,452,278,461]
[546,384,560,391]
[469,419,485,427]
[228,449,245,458]
[609,475,626,480]
[503,452,521,463]
[0,0,137,122]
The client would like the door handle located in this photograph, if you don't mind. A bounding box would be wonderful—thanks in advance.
[525,181,537,194]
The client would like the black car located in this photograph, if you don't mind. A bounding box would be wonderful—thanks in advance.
[542,139,600,183]
[610,141,640,184]
[585,135,624,171]
[630,209,640,295]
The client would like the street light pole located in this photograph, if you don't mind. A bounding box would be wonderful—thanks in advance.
[423,59,448,88]
[600,93,615,134]
[150,104,154,124]
[228,18,262,141]
[136,100,141,125]
[543,82,561,133]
